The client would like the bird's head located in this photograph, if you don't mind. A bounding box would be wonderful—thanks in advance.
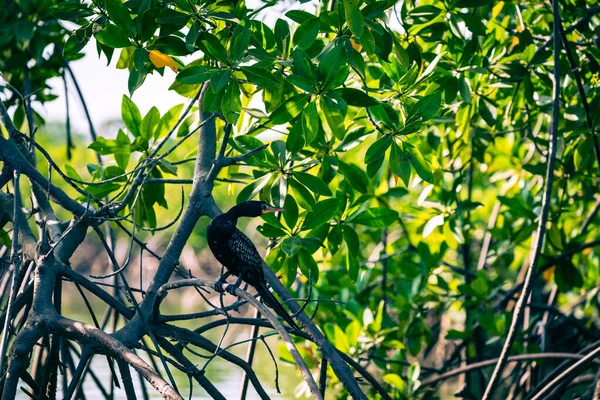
[229,201,285,218]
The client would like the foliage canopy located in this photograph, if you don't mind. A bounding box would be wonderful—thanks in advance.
[1,0,600,399]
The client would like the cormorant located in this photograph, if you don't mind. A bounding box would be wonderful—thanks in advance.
[207,201,299,330]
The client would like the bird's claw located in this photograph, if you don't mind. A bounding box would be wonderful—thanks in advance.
[214,280,226,293]
[226,285,238,296]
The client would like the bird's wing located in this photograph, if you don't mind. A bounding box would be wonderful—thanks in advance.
[228,230,265,271]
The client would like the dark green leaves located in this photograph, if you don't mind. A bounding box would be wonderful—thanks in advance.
[364,135,392,164]
[240,65,278,87]
[104,0,136,36]
[337,88,379,107]
[302,199,339,230]
[293,18,320,50]
[176,65,217,84]
[338,160,369,193]
[293,172,331,196]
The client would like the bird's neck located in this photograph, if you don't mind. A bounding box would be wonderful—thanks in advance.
[226,204,248,220]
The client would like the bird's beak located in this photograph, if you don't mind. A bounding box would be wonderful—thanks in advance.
[262,205,285,214]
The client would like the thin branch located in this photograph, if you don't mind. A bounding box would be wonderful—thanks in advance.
[482,1,561,397]
[156,278,323,400]
[0,171,22,370]
[421,352,599,388]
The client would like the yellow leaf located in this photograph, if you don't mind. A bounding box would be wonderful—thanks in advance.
[147,49,178,73]
[509,36,519,51]
[350,38,362,52]
[543,266,555,282]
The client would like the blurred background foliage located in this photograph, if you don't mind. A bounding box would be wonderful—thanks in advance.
[2,0,600,398]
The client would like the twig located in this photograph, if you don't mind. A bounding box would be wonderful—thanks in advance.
[421,352,598,388]
[0,171,22,370]
[156,279,324,400]
[529,344,600,399]
[481,1,561,397]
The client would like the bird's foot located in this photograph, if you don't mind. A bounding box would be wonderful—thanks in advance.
[226,285,238,296]
[214,279,227,293]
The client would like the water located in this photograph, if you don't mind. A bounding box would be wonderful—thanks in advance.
[14,293,305,399]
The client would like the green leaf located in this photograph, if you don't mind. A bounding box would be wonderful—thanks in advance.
[479,96,497,127]
[301,102,319,143]
[230,19,251,61]
[271,94,310,125]
[406,144,433,183]
[383,374,405,390]
[237,174,272,202]
[240,65,278,87]
[351,207,398,228]
[128,66,147,96]
[390,142,411,186]
[293,172,332,196]
[458,76,471,104]
[342,225,359,257]
[344,0,364,38]
[257,224,287,238]
[64,164,82,181]
[140,106,160,139]
[84,182,121,198]
[320,96,346,140]
[289,178,315,210]
[328,225,343,254]
[302,199,339,230]
[158,8,189,27]
[104,0,136,36]
[154,104,184,139]
[210,69,232,93]
[221,80,241,124]
[337,160,368,193]
[281,236,302,257]
[346,251,359,281]
[176,65,218,84]
[283,195,299,230]
[286,123,305,154]
[337,88,379,107]
[95,24,131,48]
[114,129,131,169]
[364,135,392,164]
[121,95,142,137]
[197,32,228,63]
[413,92,441,120]
[319,44,347,89]
[293,18,320,50]
[298,248,319,281]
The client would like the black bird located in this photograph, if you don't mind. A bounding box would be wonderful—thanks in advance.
[207,201,299,330]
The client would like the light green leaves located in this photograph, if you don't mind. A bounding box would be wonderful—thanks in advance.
[301,102,319,143]
[351,208,398,228]
[121,95,142,137]
[95,24,131,48]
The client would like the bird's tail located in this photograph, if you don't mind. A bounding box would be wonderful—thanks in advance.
[255,282,299,330]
